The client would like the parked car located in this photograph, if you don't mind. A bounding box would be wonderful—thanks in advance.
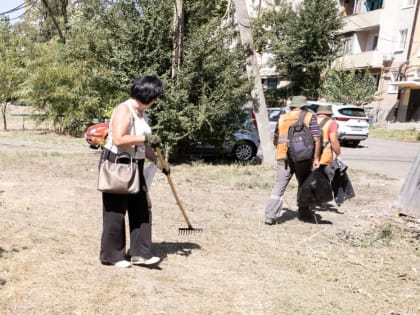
[84,121,109,149]
[84,113,259,161]
[305,101,369,147]
[266,107,289,135]
[191,108,260,161]
[251,107,288,141]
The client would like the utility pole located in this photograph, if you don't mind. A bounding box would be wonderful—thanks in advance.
[232,0,275,164]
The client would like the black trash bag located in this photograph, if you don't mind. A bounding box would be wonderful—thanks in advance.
[298,169,333,207]
[324,159,348,182]
[331,170,355,206]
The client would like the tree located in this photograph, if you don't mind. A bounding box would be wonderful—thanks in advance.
[0,18,25,130]
[253,0,343,99]
[17,0,252,159]
[21,0,70,43]
[150,0,251,158]
[319,68,377,105]
[233,0,275,164]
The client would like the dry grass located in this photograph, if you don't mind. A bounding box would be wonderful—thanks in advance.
[0,109,419,314]
[369,128,420,142]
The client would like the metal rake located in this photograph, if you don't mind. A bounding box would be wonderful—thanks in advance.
[156,147,203,235]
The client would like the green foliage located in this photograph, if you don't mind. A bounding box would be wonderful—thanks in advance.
[21,0,174,136]
[148,1,250,156]
[320,68,377,105]
[0,18,26,130]
[253,0,343,99]
[4,0,250,153]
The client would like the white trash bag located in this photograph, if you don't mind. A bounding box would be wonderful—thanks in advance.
[143,162,158,189]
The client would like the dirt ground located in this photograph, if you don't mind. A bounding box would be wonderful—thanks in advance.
[0,108,419,314]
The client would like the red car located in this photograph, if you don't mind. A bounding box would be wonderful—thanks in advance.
[84,121,109,149]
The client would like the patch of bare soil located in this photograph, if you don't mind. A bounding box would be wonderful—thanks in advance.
[0,128,419,314]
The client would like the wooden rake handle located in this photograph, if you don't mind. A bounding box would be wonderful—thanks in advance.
[155,147,193,228]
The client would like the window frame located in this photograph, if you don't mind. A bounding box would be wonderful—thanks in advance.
[402,0,415,8]
[396,29,408,52]
[387,72,400,94]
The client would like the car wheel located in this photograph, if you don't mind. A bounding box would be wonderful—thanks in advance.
[233,141,256,161]
[342,140,360,147]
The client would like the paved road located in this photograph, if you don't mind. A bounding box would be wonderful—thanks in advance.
[341,138,420,180]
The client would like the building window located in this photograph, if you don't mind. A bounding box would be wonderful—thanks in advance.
[267,78,278,89]
[372,35,378,50]
[403,0,415,8]
[343,38,352,54]
[397,29,408,51]
[388,72,399,94]
[362,0,383,12]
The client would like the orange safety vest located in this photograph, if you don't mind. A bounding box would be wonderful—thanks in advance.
[275,110,313,160]
[317,116,333,165]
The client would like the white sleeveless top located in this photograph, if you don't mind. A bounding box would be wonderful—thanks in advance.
[104,102,152,159]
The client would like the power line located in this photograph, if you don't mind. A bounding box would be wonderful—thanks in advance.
[8,1,37,21]
[0,0,35,17]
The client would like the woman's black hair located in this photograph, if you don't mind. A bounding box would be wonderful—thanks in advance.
[129,75,164,104]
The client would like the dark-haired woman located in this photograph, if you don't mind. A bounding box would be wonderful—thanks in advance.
[99,75,164,268]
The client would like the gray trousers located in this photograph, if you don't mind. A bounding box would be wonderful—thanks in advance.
[264,159,312,219]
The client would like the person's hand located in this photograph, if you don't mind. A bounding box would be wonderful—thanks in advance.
[312,159,320,170]
[156,159,171,176]
[161,166,170,176]
[145,134,161,148]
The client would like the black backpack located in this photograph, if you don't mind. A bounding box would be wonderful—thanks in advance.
[287,110,314,162]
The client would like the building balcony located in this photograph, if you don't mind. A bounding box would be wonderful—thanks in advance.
[341,8,383,33]
[334,50,383,69]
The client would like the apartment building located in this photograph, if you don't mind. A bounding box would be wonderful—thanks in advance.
[335,0,420,122]
[243,0,420,122]
[391,1,420,122]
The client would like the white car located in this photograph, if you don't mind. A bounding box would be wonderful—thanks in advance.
[306,101,369,147]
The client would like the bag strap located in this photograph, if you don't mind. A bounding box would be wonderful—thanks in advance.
[126,103,138,154]
[319,117,330,150]
[319,117,329,129]
[298,110,306,124]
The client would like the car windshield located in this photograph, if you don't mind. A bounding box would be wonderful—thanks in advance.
[338,108,366,117]
[267,109,286,122]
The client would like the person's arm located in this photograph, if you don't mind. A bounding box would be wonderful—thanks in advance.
[329,121,341,158]
[111,104,146,147]
[309,114,321,169]
[313,137,321,169]
[145,143,157,162]
[273,121,279,146]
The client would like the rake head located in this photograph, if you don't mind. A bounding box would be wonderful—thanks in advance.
[178,227,203,235]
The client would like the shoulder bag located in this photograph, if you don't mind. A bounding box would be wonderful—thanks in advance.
[97,152,140,194]
[97,110,140,194]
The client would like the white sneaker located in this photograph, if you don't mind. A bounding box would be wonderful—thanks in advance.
[114,260,131,268]
[131,256,160,266]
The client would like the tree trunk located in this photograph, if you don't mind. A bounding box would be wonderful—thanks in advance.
[171,0,183,81]
[232,0,275,164]
[1,103,8,131]
[41,0,66,44]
